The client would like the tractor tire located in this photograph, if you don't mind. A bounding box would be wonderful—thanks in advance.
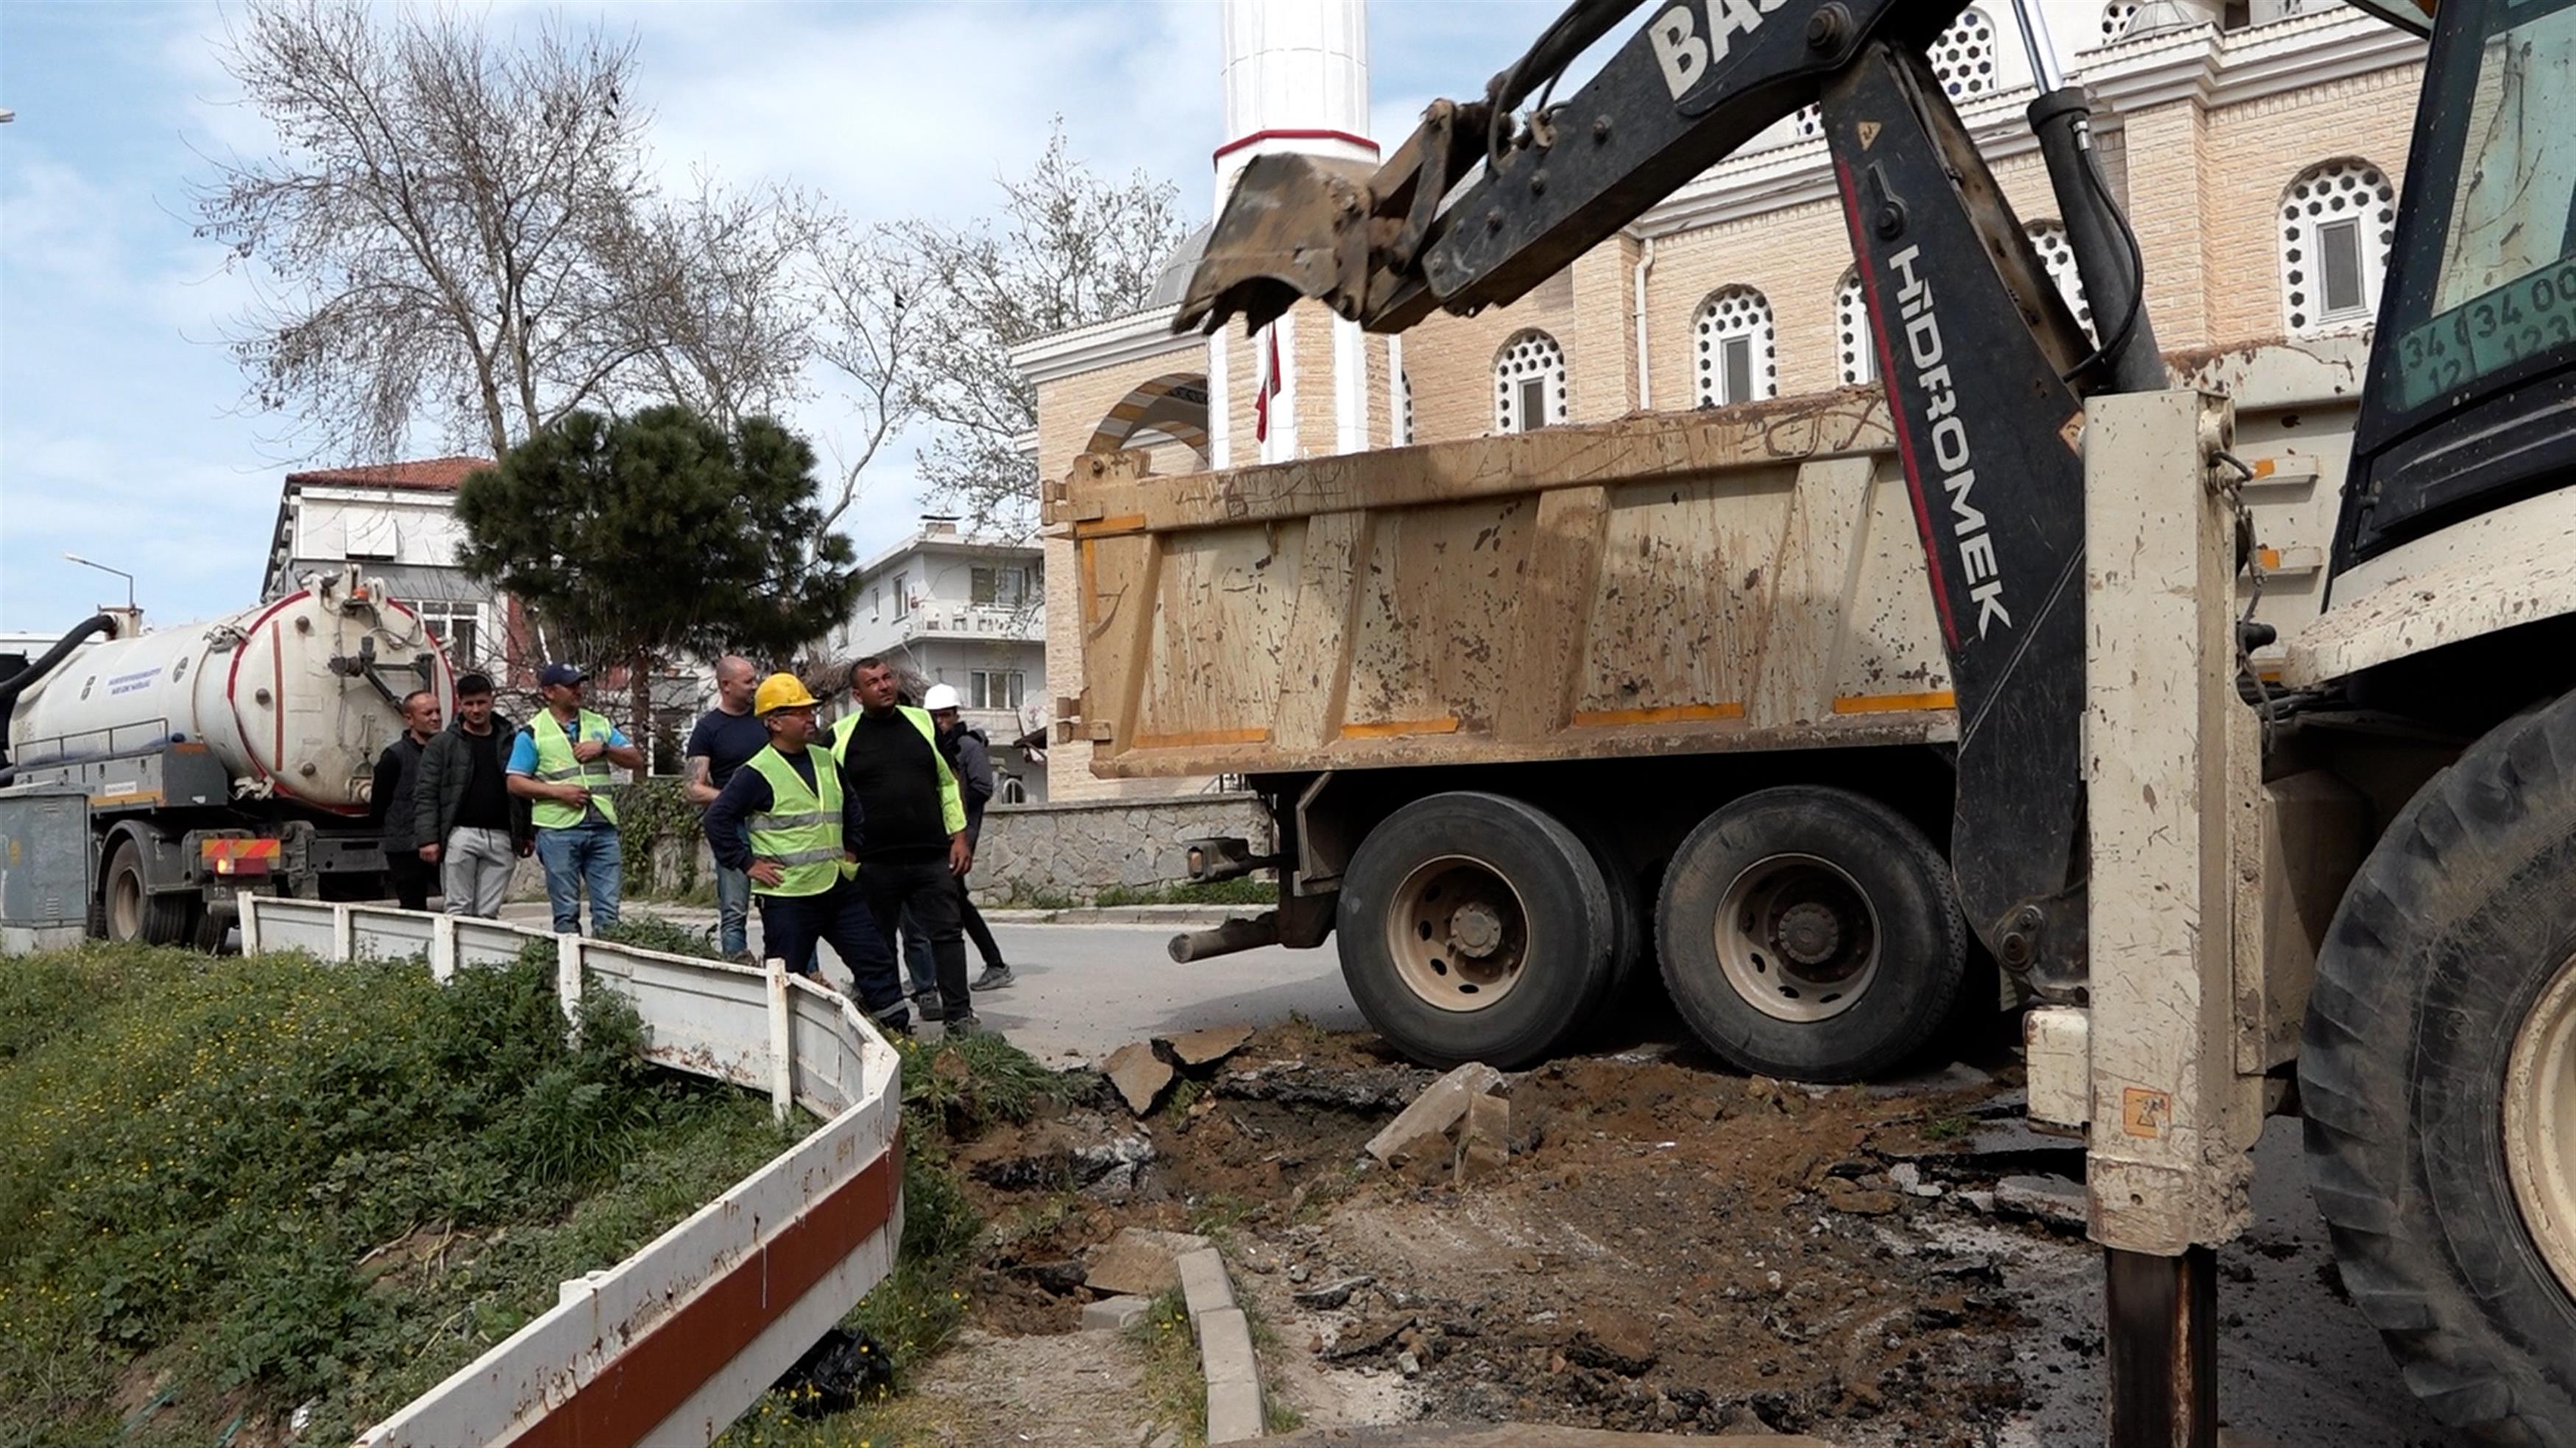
[2304,695,2576,1445]
[1336,792,1616,1070]
[1655,785,1966,1082]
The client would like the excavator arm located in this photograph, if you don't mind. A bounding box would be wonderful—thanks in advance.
[1177,0,2170,996]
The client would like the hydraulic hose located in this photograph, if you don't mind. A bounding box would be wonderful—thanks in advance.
[0,613,121,769]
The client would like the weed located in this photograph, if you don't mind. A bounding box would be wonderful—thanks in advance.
[1920,1113,1975,1142]
[1091,879,1274,908]
[0,943,786,1444]
[1129,1289,1204,1444]
[595,915,728,962]
[899,1033,1064,1139]
[999,884,1080,911]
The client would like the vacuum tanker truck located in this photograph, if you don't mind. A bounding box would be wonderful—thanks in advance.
[0,564,452,946]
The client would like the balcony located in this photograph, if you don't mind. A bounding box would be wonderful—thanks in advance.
[874,603,1044,645]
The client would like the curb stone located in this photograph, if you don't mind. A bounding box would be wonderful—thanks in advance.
[1176,1246,1264,1442]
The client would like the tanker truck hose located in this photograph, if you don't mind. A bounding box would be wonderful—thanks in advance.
[0,613,121,768]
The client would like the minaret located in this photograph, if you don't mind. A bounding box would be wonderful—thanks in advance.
[1207,0,1402,467]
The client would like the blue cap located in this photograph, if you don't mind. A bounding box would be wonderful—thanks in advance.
[539,662,586,689]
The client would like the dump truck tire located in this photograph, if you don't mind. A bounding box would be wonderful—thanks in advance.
[2304,697,2576,1446]
[1655,786,1964,1082]
[1336,792,1616,1069]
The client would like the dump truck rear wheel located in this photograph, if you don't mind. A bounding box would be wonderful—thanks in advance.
[2303,696,2576,1444]
[1655,786,1964,1082]
[1337,792,1616,1069]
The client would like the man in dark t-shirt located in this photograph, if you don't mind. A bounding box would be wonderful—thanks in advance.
[685,656,767,959]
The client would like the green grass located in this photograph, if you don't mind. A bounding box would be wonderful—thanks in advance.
[1090,879,1274,908]
[0,941,799,1448]
[1130,1289,1204,1444]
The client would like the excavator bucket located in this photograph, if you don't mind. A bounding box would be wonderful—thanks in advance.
[1172,151,1381,337]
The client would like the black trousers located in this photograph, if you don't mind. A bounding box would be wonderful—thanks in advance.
[384,850,436,911]
[956,872,1005,968]
[859,858,970,1017]
[757,877,905,1019]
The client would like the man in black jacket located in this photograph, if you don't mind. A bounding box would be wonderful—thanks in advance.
[923,684,1013,990]
[370,689,442,909]
[413,672,534,917]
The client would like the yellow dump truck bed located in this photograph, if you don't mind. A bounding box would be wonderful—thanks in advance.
[1047,391,1960,778]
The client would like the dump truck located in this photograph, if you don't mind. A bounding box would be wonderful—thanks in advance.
[0,564,453,946]
[1063,0,2575,1440]
[1054,343,2358,1082]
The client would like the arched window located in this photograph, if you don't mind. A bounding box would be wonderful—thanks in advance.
[1694,287,1777,407]
[1793,104,1822,141]
[997,777,1029,805]
[2025,221,2099,342]
[1836,272,1875,386]
[2099,3,2139,43]
[1494,330,1568,433]
[2281,159,2396,336]
[1398,369,1415,445]
[1932,9,1998,99]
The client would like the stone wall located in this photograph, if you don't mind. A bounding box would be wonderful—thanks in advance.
[972,792,1275,902]
[594,792,1278,906]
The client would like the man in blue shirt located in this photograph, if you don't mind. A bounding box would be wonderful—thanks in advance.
[506,663,644,935]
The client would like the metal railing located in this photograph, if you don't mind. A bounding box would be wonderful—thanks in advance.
[238,897,904,1448]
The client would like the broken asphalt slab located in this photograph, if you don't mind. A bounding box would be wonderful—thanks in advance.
[1161,1023,1257,1067]
[1103,1041,1176,1114]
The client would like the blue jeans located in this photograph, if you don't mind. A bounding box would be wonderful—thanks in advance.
[534,824,622,935]
[714,862,752,957]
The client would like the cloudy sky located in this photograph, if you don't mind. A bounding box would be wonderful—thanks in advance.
[0,0,1571,636]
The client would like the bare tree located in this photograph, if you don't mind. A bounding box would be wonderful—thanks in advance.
[796,205,927,536]
[903,121,1192,533]
[195,0,654,460]
[606,175,815,433]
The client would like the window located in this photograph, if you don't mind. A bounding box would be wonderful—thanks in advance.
[1836,272,1875,386]
[871,586,882,621]
[2280,159,2396,336]
[1693,287,1777,407]
[1398,370,1415,445]
[969,670,1025,711]
[2025,221,2099,341]
[2099,3,2138,43]
[891,572,910,619]
[971,565,1027,608]
[414,603,481,667]
[1931,9,1997,99]
[1493,330,1568,433]
[997,777,1029,805]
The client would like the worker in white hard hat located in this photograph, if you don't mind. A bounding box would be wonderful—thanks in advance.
[702,672,907,1032]
[921,682,1013,991]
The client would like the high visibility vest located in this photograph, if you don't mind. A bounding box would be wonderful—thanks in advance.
[528,709,620,829]
[829,707,968,838]
[744,746,846,897]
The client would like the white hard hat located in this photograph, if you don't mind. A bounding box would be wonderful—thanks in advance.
[922,683,963,711]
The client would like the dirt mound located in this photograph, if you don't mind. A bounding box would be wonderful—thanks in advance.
[945,1026,2047,1444]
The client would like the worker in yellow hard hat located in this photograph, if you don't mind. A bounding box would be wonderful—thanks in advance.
[701,671,907,1034]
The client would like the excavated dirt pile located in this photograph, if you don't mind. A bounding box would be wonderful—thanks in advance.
[941,1024,2073,1447]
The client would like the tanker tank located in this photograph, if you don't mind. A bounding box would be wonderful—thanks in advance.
[6,567,453,815]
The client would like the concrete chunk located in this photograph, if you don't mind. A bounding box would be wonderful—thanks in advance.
[1161,1023,1256,1067]
[1084,1227,1211,1296]
[1103,1040,1175,1114]
[1080,1293,1153,1332]
[1365,1061,1507,1165]
[1456,1092,1512,1182]
[1994,1174,2089,1230]
[1177,1246,1236,1319]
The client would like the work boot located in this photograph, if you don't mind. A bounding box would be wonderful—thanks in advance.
[912,989,946,1022]
[971,964,1016,992]
[872,1009,913,1039]
[944,1012,997,1040]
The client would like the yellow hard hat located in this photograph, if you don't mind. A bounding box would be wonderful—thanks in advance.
[754,672,818,716]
